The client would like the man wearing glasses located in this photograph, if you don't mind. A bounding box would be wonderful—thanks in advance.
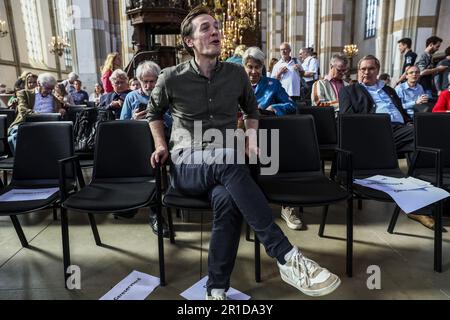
[99,69,132,119]
[311,53,349,112]
[395,65,430,117]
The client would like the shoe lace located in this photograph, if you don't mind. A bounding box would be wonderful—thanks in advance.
[290,253,319,288]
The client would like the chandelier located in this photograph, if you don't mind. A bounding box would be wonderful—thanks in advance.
[0,20,8,38]
[49,36,70,57]
[343,44,359,59]
[202,0,259,59]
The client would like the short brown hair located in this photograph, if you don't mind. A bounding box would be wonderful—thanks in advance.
[358,55,380,71]
[180,5,213,57]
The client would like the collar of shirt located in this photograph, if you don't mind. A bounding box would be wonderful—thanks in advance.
[189,59,222,78]
[401,81,420,91]
[360,80,385,92]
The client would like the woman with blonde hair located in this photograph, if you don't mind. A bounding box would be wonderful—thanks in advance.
[101,52,122,93]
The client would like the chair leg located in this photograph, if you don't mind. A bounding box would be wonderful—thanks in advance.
[155,205,166,286]
[3,170,7,185]
[245,223,253,242]
[166,207,176,244]
[88,213,102,246]
[434,202,443,273]
[176,209,181,218]
[346,198,354,277]
[60,207,71,288]
[53,206,58,221]
[10,215,29,248]
[387,206,401,234]
[254,235,261,283]
[357,199,363,210]
[318,206,329,237]
[330,159,337,181]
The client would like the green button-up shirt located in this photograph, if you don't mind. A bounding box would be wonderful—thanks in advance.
[147,59,259,152]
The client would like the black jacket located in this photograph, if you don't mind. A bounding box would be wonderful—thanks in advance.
[339,83,412,124]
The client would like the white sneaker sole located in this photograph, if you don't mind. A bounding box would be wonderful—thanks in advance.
[280,271,341,297]
[281,214,303,230]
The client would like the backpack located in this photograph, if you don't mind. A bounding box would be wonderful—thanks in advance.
[73,108,115,153]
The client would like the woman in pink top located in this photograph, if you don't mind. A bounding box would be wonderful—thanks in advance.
[101,52,122,93]
[432,89,450,112]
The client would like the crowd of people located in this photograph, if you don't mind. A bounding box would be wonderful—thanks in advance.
[1,4,450,301]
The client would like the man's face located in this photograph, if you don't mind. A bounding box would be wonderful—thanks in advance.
[299,50,308,61]
[398,43,407,54]
[280,45,291,60]
[39,82,55,97]
[140,74,157,96]
[429,42,442,54]
[406,66,420,84]
[74,81,81,91]
[185,14,221,58]
[330,61,348,80]
[112,77,129,93]
[358,59,379,85]
[244,58,263,85]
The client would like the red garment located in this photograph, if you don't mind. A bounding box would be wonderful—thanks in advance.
[432,90,450,112]
[102,70,114,93]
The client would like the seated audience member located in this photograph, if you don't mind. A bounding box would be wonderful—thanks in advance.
[120,61,161,121]
[226,44,247,65]
[71,80,89,105]
[378,73,391,87]
[8,73,38,110]
[311,53,349,112]
[243,47,299,230]
[62,72,79,95]
[340,55,414,155]
[98,69,132,119]
[89,83,104,105]
[395,65,429,117]
[8,73,65,154]
[54,82,75,107]
[129,77,141,91]
[243,47,296,116]
[432,88,450,112]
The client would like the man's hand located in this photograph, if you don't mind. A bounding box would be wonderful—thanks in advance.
[151,146,169,168]
[59,108,66,117]
[277,67,288,79]
[110,100,123,109]
[132,109,147,120]
[416,95,429,104]
[266,106,275,112]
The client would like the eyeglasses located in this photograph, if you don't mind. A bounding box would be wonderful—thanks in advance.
[407,71,420,75]
[113,80,127,85]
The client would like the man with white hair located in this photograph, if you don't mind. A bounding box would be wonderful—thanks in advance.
[98,69,132,119]
[62,72,79,95]
[8,73,64,154]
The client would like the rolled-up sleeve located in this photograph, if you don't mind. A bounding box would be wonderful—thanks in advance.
[238,68,259,120]
[147,70,169,123]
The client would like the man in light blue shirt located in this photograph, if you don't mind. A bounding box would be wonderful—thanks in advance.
[395,65,429,118]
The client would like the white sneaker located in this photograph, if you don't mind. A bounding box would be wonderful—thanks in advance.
[205,289,227,300]
[281,206,303,230]
[278,247,341,297]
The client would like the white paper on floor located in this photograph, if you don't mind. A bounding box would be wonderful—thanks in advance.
[180,276,251,300]
[100,270,160,300]
[0,188,59,202]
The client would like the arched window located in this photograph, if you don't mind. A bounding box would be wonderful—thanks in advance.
[54,0,73,68]
[20,0,44,63]
[365,0,378,39]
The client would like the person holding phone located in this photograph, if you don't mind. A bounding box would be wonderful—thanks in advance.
[98,69,131,119]
[120,61,160,121]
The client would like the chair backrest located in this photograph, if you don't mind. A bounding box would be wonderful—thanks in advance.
[93,120,155,180]
[0,115,7,156]
[24,113,62,122]
[12,122,74,185]
[0,108,16,128]
[66,105,91,123]
[414,113,450,168]
[259,115,322,173]
[338,114,399,170]
[298,107,337,145]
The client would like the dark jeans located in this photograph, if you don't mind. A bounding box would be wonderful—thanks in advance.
[172,148,293,291]
[392,123,414,155]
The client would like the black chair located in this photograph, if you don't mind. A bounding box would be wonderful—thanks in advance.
[335,114,444,272]
[24,113,62,122]
[0,122,74,248]
[257,115,353,276]
[298,107,338,178]
[0,115,8,186]
[161,163,262,283]
[389,113,449,271]
[59,120,165,287]
[0,108,16,128]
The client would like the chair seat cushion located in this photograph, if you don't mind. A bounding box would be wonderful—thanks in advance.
[63,181,156,212]
[163,187,211,209]
[0,185,59,215]
[258,175,350,206]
